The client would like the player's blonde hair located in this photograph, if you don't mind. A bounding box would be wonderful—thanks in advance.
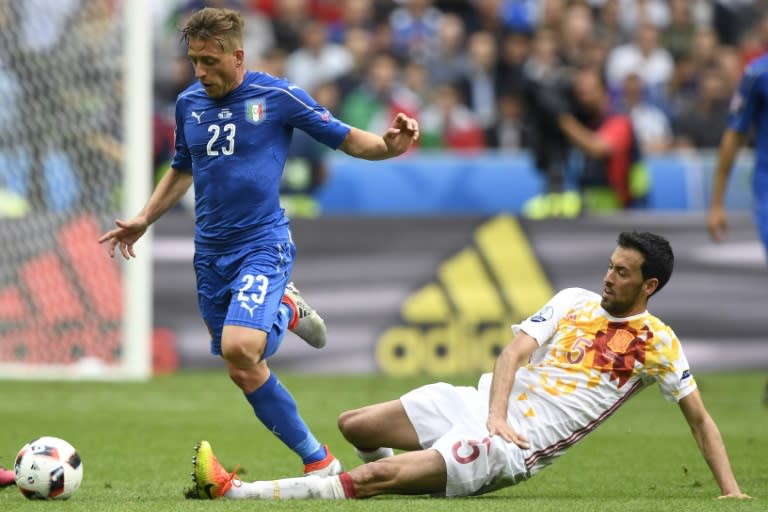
[181,7,244,53]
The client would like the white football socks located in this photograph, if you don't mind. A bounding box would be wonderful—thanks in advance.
[354,446,394,463]
[225,475,347,499]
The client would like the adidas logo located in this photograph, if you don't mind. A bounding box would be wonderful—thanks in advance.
[375,215,553,377]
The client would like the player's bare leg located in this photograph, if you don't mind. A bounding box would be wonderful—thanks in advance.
[338,400,421,451]
[192,442,446,499]
[345,449,447,498]
[221,325,340,478]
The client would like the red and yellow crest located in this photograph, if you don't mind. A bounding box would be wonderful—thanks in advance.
[606,329,635,354]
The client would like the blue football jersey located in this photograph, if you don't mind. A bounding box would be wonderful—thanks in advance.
[727,54,768,177]
[171,71,351,254]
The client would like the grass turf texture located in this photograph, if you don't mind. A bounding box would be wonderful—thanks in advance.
[0,371,765,511]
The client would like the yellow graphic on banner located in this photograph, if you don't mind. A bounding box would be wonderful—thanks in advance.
[376,215,553,377]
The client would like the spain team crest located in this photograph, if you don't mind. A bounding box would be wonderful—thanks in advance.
[246,99,266,124]
[606,329,635,354]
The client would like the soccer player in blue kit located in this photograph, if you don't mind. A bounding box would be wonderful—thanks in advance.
[98,7,419,486]
[707,53,768,405]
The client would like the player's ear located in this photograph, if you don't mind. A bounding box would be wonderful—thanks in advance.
[234,48,244,67]
[643,277,659,298]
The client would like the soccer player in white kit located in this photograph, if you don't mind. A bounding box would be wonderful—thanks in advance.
[191,232,750,500]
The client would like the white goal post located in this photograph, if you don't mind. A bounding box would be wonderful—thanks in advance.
[0,0,152,380]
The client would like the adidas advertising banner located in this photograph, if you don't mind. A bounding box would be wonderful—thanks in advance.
[152,212,767,376]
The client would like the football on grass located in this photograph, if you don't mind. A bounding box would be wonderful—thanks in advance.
[14,436,83,500]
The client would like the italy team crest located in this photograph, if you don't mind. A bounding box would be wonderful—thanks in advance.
[246,99,266,124]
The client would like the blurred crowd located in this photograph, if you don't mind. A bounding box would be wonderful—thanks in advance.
[153,0,768,159]
[0,0,122,215]
[2,0,768,216]
[145,0,768,217]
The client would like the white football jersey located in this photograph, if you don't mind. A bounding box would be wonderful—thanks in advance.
[481,287,697,475]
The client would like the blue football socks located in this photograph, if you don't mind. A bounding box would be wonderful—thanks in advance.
[245,373,326,464]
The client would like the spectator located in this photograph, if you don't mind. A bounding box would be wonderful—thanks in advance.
[716,45,744,95]
[660,52,698,123]
[674,66,730,149]
[420,81,486,151]
[690,26,721,71]
[389,0,443,62]
[284,19,353,92]
[582,35,613,71]
[616,0,669,35]
[460,0,508,38]
[553,66,648,212]
[270,0,312,53]
[558,2,595,68]
[326,0,376,44]
[661,0,698,59]
[520,28,574,219]
[500,0,538,34]
[335,27,374,102]
[403,60,432,107]
[423,12,469,88]
[619,73,673,154]
[605,22,674,98]
[252,46,288,77]
[591,0,624,48]
[486,92,530,150]
[712,0,760,47]
[535,0,566,34]
[340,52,420,136]
[495,29,530,96]
[457,30,500,132]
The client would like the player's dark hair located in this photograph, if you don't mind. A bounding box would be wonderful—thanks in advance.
[181,8,244,52]
[617,231,674,296]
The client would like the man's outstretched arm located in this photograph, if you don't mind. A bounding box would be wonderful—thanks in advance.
[486,332,538,448]
[339,113,419,160]
[678,389,750,499]
[707,129,745,243]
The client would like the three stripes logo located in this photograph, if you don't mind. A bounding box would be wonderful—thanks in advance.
[375,215,553,377]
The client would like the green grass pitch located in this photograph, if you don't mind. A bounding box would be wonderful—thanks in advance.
[0,370,765,511]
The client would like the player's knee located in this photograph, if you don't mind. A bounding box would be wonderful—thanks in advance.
[221,329,265,366]
[338,408,369,443]
[227,360,269,393]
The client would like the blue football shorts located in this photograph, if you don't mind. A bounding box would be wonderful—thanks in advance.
[194,241,296,356]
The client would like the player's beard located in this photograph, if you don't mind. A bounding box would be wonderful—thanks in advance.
[601,285,641,317]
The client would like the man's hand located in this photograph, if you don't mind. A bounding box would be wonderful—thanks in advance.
[487,416,530,449]
[717,492,752,499]
[707,204,728,243]
[98,216,149,259]
[382,113,419,157]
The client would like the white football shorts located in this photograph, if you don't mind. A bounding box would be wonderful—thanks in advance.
[400,382,530,497]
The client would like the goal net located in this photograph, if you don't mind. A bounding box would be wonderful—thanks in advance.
[0,0,151,379]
